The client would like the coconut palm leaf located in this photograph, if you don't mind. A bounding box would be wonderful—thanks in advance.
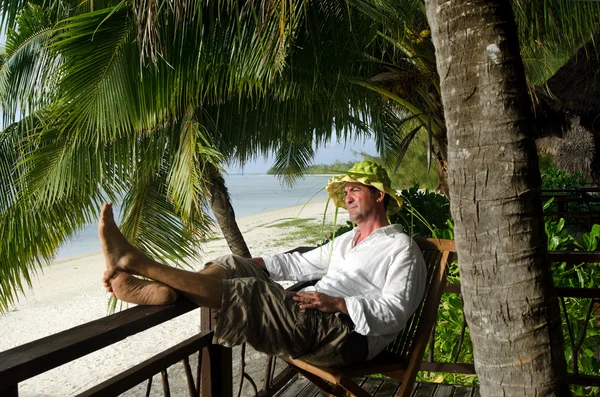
[0,117,107,312]
[393,122,423,172]
[0,193,104,312]
[269,138,315,187]
[514,0,600,60]
[118,125,214,265]
[0,4,61,126]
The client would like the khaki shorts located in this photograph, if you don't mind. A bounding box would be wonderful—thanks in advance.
[206,255,369,367]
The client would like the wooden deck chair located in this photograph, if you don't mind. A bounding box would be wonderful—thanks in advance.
[281,237,455,397]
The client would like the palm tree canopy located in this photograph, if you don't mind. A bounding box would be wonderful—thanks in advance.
[1,0,600,313]
[0,0,386,312]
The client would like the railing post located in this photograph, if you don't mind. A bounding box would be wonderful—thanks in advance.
[200,307,232,397]
[0,384,18,396]
[200,307,216,332]
[201,344,232,397]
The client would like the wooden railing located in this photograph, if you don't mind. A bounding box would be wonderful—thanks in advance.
[542,188,600,231]
[421,250,600,389]
[0,250,316,397]
[0,300,234,397]
[1,248,598,396]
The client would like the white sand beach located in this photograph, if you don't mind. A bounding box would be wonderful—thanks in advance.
[0,200,349,397]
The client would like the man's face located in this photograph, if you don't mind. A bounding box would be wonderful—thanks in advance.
[343,182,383,223]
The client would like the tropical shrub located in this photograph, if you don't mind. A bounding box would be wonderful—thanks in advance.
[390,185,451,237]
[541,166,588,190]
[550,223,600,396]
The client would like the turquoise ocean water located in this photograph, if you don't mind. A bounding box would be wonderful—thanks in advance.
[56,174,331,260]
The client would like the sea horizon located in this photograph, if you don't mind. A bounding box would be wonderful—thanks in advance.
[56,174,333,260]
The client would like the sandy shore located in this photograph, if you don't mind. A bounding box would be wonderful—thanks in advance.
[0,200,349,397]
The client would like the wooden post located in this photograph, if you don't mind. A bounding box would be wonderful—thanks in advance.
[200,307,232,397]
[0,384,18,397]
[201,344,232,397]
[200,307,216,332]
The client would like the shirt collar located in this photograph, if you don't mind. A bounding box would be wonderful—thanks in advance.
[352,224,404,242]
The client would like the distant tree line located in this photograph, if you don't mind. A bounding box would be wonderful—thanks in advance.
[267,134,440,190]
[267,160,356,175]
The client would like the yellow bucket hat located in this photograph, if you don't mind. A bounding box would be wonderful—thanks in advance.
[325,161,403,215]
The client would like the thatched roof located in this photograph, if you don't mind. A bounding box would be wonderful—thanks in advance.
[534,29,600,134]
[532,29,600,185]
[536,121,598,184]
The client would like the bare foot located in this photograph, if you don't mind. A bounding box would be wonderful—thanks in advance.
[99,203,176,305]
[98,203,144,277]
[106,272,177,305]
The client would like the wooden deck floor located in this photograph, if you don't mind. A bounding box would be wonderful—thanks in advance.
[277,376,479,397]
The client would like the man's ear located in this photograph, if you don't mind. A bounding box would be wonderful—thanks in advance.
[377,191,385,203]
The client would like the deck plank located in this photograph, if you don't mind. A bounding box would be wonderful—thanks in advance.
[451,385,475,397]
[360,377,385,394]
[373,378,401,397]
[413,382,438,397]
[279,376,478,397]
[278,376,312,397]
[299,380,322,397]
[432,384,456,397]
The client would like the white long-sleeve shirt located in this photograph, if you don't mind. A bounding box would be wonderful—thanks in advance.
[262,224,427,360]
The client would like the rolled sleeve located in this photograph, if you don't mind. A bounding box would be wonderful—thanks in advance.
[263,244,332,281]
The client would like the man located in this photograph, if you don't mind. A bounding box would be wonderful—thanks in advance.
[101,161,426,366]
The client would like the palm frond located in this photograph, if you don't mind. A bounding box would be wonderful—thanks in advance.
[268,138,315,187]
[0,194,103,313]
[514,0,600,59]
[0,4,60,126]
[166,112,223,223]
[51,5,138,142]
[393,123,423,172]
[0,117,105,313]
[118,125,213,266]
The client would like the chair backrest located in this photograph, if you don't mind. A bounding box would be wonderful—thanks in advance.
[383,238,456,364]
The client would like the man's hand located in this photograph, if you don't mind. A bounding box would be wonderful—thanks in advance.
[289,291,348,314]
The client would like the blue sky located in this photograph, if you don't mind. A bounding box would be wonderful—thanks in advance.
[227,137,379,174]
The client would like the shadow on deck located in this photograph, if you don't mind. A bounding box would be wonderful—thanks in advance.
[279,376,479,397]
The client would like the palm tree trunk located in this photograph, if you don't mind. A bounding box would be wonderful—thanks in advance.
[432,135,449,196]
[425,0,569,395]
[208,165,251,258]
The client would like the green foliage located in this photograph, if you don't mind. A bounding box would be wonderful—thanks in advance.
[361,134,439,190]
[544,199,574,250]
[390,185,450,237]
[270,160,356,176]
[542,184,600,234]
[266,218,313,228]
[432,219,454,240]
[541,166,588,190]
[547,220,600,396]
[574,225,600,252]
